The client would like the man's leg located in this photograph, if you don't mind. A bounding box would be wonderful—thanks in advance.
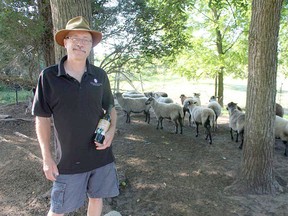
[47,210,64,216]
[87,198,103,216]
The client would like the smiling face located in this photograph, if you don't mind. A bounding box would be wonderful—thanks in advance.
[64,30,93,61]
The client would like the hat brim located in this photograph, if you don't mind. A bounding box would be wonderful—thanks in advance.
[55,29,102,47]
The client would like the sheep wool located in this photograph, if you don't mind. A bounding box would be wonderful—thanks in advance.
[115,92,151,124]
[145,97,184,134]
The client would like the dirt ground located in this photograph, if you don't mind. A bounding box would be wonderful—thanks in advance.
[0,102,288,216]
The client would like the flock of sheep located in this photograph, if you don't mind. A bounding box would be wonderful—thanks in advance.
[115,90,288,157]
[115,91,220,144]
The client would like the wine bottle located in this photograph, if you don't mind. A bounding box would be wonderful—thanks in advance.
[94,105,112,144]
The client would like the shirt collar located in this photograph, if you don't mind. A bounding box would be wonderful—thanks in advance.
[57,55,92,77]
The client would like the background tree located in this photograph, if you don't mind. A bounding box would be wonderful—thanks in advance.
[38,0,55,67]
[169,0,250,106]
[226,0,283,194]
[0,0,44,85]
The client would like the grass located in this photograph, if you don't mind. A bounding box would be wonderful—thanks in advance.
[0,85,31,104]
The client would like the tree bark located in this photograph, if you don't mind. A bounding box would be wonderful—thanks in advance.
[49,0,92,63]
[38,0,55,67]
[226,0,283,195]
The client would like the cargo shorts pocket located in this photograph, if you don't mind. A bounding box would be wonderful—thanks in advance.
[51,181,66,209]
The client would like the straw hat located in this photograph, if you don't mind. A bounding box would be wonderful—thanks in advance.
[55,16,102,47]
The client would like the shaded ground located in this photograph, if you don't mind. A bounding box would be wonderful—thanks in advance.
[0,102,288,216]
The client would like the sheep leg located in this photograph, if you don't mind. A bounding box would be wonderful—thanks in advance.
[195,123,199,137]
[204,117,212,144]
[230,128,234,140]
[156,117,163,130]
[283,141,288,156]
[147,112,150,124]
[238,131,244,149]
[188,113,192,127]
[179,116,183,134]
[160,117,164,129]
[126,112,130,123]
[156,119,160,129]
[144,111,150,124]
[205,128,212,145]
[144,111,147,122]
[235,132,239,142]
[174,120,178,134]
[214,116,218,131]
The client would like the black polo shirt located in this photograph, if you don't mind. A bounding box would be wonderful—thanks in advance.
[32,56,115,174]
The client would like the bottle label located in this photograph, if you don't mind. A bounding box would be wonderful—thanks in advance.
[97,119,110,132]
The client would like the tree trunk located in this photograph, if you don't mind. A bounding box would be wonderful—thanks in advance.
[218,68,224,107]
[49,0,92,63]
[38,0,55,67]
[226,0,283,195]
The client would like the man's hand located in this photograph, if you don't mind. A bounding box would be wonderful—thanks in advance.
[43,158,59,181]
[95,128,115,150]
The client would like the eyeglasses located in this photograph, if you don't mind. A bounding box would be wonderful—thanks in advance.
[65,37,92,45]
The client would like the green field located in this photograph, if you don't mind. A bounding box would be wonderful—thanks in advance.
[0,86,31,104]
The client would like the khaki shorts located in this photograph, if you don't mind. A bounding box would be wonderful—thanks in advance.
[50,162,119,214]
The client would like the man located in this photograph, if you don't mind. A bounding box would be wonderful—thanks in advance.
[32,16,119,216]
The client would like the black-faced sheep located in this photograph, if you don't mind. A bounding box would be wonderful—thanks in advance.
[145,97,184,134]
[144,91,168,98]
[154,93,174,104]
[207,96,222,129]
[193,93,201,106]
[276,103,284,117]
[180,94,193,126]
[185,98,215,144]
[226,102,245,149]
[275,115,288,156]
[115,92,151,123]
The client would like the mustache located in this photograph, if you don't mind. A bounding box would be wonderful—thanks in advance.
[73,48,87,53]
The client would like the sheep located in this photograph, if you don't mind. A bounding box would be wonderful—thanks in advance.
[207,96,222,129]
[275,115,288,156]
[144,91,168,98]
[154,93,174,103]
[276,103,284,117]
[122,91,145,98]
[226,102,245,149]
[185,98,216,144]
[145,97,184,134]
[115,92,151,123]
[193,93,201,106]
[180,94,193,126]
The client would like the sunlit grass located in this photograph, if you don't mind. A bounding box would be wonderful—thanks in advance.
[0,85,31,104]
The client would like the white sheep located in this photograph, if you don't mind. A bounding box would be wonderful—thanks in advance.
[207,96,222,129]
[122,91,146,98]
[145,97,184,134]
[115,92,151,123]
[275,115,288,156]
[154,93,174,103]
[144,91,168,98]
[185,98,215,144]
[180,94,193,126]
[226,102,245,149]
[193,93,201,106]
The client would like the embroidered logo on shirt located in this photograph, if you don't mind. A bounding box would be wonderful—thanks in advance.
[90,78,102,86]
